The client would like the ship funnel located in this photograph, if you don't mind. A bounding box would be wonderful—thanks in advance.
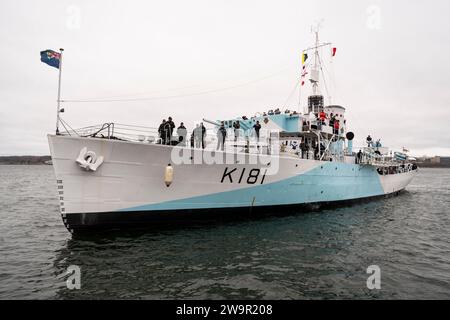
[346,132,355,154]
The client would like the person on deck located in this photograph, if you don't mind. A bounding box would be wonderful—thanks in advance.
[217,122,227,151]
[176,123,187,146]
[233,121,240,142]
[302,120,308,132]
[316,117,322,130]
[356,150,363,164]
[312,140,319,159]
[253,121,261,142]
[163,121,172,145]
[375,139,382,148]
[301,138,310,159]
[166,117,176,144]
[158,119,167,145]
[200,122,206,149]
[334,120,340,135]
[329,113,335,128]
[305,140,310,159]
[319,110,326,125]
[300,140,306,159]
[193,124,202,148]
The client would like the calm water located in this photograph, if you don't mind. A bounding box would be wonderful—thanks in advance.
[0,165,449,299]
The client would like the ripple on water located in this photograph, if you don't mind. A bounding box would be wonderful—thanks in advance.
[0,166,450,299]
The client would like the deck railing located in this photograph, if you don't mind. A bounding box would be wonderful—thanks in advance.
[59,122,275,154]
[58,122,410,163]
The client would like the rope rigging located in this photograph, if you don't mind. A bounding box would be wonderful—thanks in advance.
[61,67,294,103]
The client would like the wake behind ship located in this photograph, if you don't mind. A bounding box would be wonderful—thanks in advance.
[44,30,417,233]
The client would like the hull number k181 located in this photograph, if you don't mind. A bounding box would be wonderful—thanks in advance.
[220,167,268,185]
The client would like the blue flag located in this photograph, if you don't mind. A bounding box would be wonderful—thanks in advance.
[40,49,60,69]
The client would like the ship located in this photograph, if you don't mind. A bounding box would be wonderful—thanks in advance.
[46,30,418,233]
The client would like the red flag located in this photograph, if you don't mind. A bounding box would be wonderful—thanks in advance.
[301,81,305,86]
[332,47,337,57]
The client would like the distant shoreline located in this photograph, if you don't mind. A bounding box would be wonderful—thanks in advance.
[413,163,450,168]
[0,156,51,165]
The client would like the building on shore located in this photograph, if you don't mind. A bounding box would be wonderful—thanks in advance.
[413,156,450,167]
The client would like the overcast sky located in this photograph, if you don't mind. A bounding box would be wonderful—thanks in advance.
[1,0,449,156]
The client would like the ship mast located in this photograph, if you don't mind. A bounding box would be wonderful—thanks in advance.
[310,24,325,95]
[299,24,331,113]
[312,27,319,95]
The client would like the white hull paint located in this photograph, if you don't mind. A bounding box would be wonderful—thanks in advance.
[48,135,416,231]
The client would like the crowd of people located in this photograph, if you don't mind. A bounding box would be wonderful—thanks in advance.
[298,111,344,137]
[366,135,382,148]
[157,118,263,151]
[191,123,207,148]
[158,117,206,149]
[316,111,341,135]
[157,117,175,145]
[158,117,196,147]
[262,108,299,117]
[216,120,261,151]
[297,138,326,160]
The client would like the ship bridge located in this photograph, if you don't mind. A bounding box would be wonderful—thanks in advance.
[215,105,347,138]
[219,113,301,134]
[207,103,349,162]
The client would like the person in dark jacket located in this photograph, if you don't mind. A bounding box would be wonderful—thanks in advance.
[216,122,227,151]
[166,117,176,144]
[356,150,363,164]
[300,139,307,159]
[200,122,206,149]
[177,122,187,146]
[163,121,172,145]
[313,140,319,159]
[158,119,167,144]
[253,121,261,142]
[233,121,240,142]
[329,113,335,127]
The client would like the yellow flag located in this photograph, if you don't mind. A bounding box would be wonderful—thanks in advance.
[302,53,308,65]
